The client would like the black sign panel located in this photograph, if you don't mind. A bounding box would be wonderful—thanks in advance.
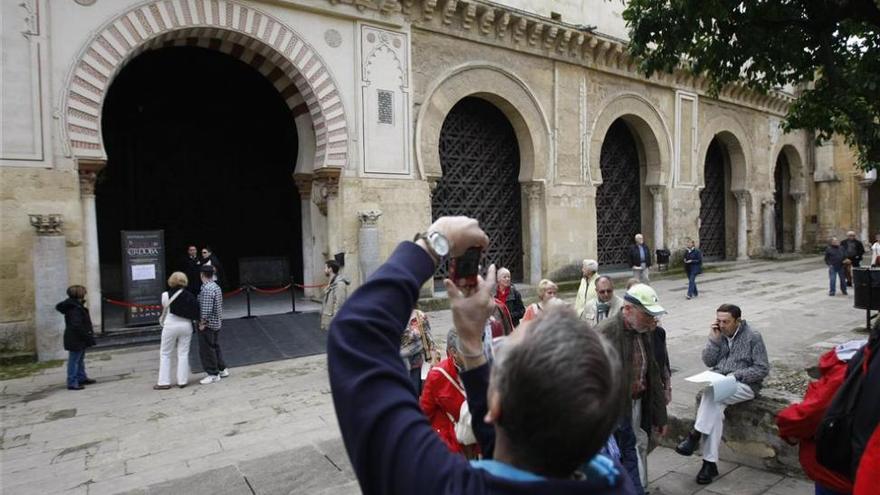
[121,230,165,325]
[239,257,290,286]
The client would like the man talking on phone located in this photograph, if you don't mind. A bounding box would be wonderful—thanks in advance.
[674,304,769,485]
[327,216,634,495]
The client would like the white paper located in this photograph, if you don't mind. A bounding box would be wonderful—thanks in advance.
[131,264,156,281]
[685,370,738,402]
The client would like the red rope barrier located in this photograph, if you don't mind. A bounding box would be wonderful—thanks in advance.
[104,298,162,310]
[250,284,292,295]
[223,287,244,298]
[295,282,327,289]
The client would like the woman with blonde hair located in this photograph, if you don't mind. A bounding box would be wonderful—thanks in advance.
[154,271,200,389]
[522,279,559,322]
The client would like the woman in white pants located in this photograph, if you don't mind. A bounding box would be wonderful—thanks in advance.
[154,272,200,389]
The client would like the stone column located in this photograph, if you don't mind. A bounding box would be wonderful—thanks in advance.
[523,182,544,284]
[29,214,69,361]
[649,186,665,249]
[313,167,342,258]
[293,173,315,298]
[733,191,750,260]
[761,198,776,255]
[791,192,806,253]
[859,174,876,243]
[357,210,383,282]
[78,161,105,332]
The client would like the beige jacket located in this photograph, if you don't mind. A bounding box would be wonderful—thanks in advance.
[320,275,350,330]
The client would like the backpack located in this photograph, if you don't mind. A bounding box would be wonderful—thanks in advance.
[816,337,876,477]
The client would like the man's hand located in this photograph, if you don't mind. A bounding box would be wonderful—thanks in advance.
[427,216,489,258]
[444,265,497,369]
[709,322,722,343]
[198,321,206,331]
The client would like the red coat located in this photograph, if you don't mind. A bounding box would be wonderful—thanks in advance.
[420,358,466,454]
[855,425,880,495]
[776,349,853,493]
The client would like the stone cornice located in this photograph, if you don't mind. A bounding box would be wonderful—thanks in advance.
[341,0,794,116]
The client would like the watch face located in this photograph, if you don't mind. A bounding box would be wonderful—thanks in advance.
[429,232,450,257]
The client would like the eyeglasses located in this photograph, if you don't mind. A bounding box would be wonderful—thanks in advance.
[597,289,613,294]
[201,251,208,254]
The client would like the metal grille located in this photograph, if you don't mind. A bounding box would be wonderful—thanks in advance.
[699,139,726,259]
[597,120,641,267]
[433,97,523,280]
[774,154,788,252]
[377,90,393,125]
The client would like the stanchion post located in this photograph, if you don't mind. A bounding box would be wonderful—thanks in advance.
[245,285,253,319]
[289,276,298,314]
[100,293,106,334]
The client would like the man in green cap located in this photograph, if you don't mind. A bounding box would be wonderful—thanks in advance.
[595,283,669,494]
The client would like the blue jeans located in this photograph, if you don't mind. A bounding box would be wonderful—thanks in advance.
[615,416,645,495]
[828,266,846,294]
[687,270,699,297]
[67,349,88,388]
[815,484,847,495]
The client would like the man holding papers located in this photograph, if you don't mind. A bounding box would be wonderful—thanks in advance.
[675,304,769,485]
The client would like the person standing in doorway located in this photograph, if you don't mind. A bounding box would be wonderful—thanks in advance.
[197,265,227,384]
[183,245,202,295]
[200,246,223,288]
[56,285,97,391]
[574,259,600,318]
[495,267,525,327]
[629,234,652,284]
[684,238,703,300]
[825,237,848,296]
[320,260,350,331]
[841,230,866,287]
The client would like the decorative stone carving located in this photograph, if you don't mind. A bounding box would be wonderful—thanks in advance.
[358,209,383,282]
[28,214,64,235]
[358,210,383,226]
[441,0,457,25]
[20,0,39,37]
[292,173,313,200]
[462,4,476,30]
[77,160,106,197]
[313,168,342,216]
[523,182,543,202]
[324,29,342,48]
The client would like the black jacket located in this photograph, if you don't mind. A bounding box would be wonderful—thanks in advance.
[502,285,526,327]
[201,254,224,287]
[167,288,200,320]
[628,243,652,268]
[824,245,846,268]
[841,239,865,262]
[55,298,95,351]
[846,327,880,476]
[182,255,202,294]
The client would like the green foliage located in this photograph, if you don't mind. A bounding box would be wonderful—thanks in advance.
[623,0,880,172]
[0,359,64,381]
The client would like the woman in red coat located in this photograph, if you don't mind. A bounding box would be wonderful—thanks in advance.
[420,328,477,457]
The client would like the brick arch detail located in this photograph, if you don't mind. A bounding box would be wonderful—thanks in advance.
[63,0,348,169]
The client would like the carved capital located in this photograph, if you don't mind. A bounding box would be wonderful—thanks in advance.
[648,185,665,198]
[292,173,313,200]
[762,198,776,207]
[358,209,383,227]
[523,182,544,202]
[77,159,106,197]
[790,191,806,202]
[312,168,342,216]
[29,214,64,235]
[733,190,750,204]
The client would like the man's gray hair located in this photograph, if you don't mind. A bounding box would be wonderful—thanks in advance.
[582,259,599,272]
[491,306,620,477]
[446,327,459,352]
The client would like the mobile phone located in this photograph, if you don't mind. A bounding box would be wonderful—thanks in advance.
[450,247,481,288]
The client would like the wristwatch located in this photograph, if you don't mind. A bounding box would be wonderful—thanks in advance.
[413,231,450,260]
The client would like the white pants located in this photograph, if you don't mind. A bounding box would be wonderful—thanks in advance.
[694,382,755,462]
[158,318,193,386]
[632,398,648,488]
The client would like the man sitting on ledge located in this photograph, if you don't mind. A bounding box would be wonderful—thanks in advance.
[675,304,769,485]
[327,215,635,495]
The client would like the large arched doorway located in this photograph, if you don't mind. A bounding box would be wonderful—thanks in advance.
[432,97,523,280]
[98,46,301,298]
[700,139,727,259]
[774,153,795,252]
[597,119,642,266]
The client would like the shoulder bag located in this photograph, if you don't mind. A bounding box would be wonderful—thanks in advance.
[433,366,477,446]
[159,289,184,327]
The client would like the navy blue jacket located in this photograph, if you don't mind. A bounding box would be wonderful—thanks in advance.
[327,242,635,495]
[684,248,702,275]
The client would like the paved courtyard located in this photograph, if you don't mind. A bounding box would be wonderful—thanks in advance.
[1,256,868,494]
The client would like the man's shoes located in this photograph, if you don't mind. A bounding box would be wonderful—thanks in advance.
[67,385,84,390]
[675,430,701,456]
[153,384,171,390]
[847,281,853,287]
[81,378,97,385]
[842,290,848,295]
[829,292,835,296]
[219,368,230,378]
[686,295,692,300]
[696,460,719,484]
[200,375,221,385]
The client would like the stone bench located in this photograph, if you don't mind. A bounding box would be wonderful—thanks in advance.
[660,388,804,477]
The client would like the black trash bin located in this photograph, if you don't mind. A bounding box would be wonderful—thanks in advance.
[656,249,670,272]
[853,268,880,311]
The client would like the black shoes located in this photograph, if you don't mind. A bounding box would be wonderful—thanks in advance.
[67,385,84,390]
[81,378,97,385]
[675,430,701,456]
[696,460,719,484]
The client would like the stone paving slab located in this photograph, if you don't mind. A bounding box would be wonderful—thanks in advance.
[1,256,860,494]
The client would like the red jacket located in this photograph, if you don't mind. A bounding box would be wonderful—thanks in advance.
[420,358,466,454]
[854,425,880,495]
[776,349,853,493]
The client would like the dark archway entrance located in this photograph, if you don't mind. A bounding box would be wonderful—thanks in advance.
[700,139,727,259]
[98,46,301,296]
[597,119,641,267]
[432,97,523,280]
[774,154,794,252]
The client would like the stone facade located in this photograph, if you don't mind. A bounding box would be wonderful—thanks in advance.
[0,0,870,354]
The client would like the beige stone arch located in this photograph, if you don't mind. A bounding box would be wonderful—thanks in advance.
[588,93,672,187]
[772,138,807,193]
[415,63,552,183]
[697,116,752,191]
[61,0,348,170]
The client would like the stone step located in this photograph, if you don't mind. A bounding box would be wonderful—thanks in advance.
[93,326,161,349]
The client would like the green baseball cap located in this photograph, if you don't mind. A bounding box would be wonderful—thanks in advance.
[624,283,666,316]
